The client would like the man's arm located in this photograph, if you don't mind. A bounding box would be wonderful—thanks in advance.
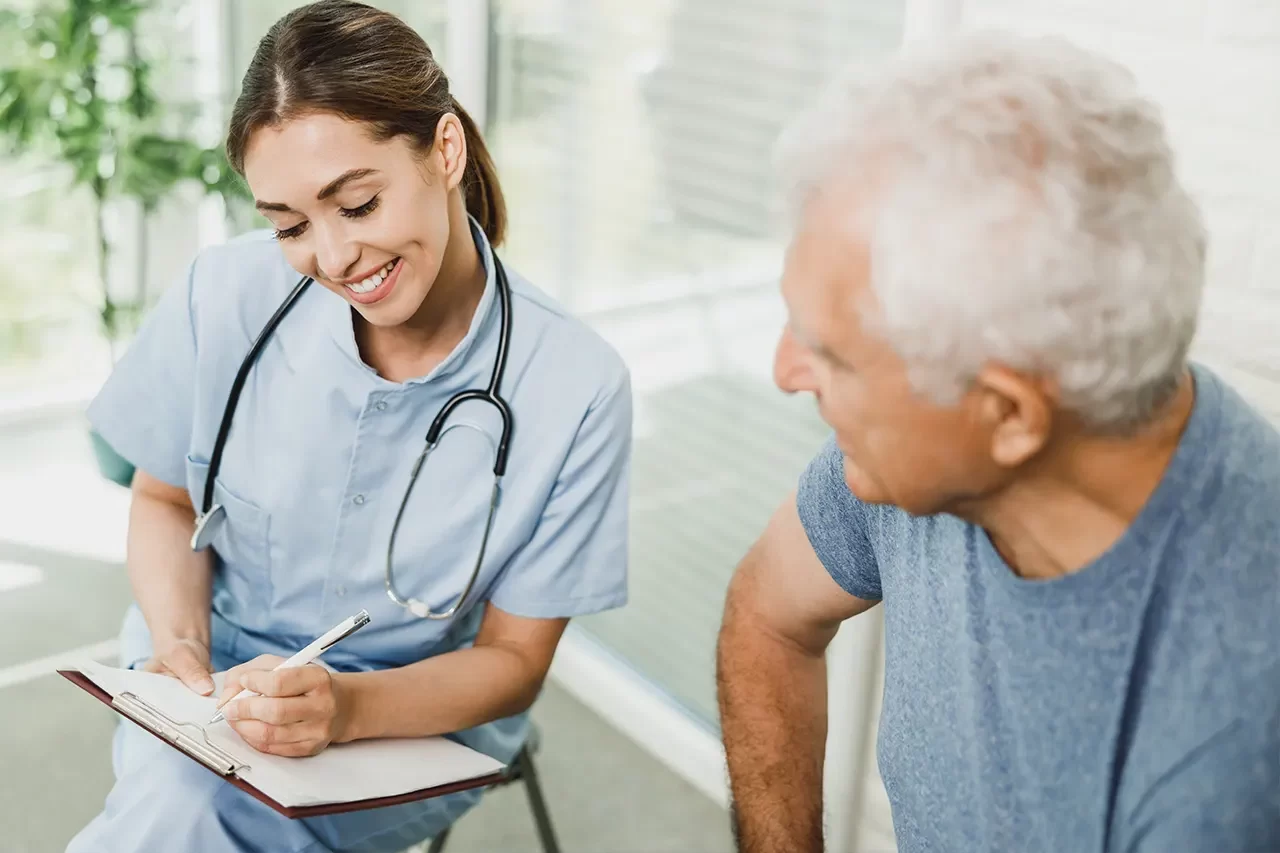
[717,491,878,853]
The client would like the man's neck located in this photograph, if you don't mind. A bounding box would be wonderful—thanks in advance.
[962,374,1197,580]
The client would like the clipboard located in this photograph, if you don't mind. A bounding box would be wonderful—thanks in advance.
[59,669,508,819]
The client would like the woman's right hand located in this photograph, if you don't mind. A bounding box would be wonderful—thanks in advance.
[140,637,216,696]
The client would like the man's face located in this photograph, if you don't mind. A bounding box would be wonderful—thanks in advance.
[774,194,1011,515]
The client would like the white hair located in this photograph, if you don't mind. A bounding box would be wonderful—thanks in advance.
[776,31,1206,432]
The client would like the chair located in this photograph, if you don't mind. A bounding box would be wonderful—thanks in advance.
[410,723,561,853]
[89,430,136,488]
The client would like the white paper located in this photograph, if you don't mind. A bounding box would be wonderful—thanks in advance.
[71,660,506,808]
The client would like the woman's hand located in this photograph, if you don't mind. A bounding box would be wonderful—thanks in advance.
[216,655,351,757]
[140,637,215,696]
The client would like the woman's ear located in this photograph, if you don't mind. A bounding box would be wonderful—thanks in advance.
[434,113,469,191]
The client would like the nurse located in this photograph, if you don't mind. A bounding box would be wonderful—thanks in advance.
[67,2,631,851]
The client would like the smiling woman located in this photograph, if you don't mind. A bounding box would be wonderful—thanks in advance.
[224,2,503,376]
[66,2,633,852]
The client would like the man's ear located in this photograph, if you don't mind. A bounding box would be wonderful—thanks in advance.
[975,365,1055,467]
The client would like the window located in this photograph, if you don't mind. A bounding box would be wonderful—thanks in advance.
[0,0,204,401]
[0,154,104,397]
[488,0,906,725]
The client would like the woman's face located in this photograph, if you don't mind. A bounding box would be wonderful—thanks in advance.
[241,111,467,327]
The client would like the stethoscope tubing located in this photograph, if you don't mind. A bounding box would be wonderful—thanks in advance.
[193,254,515,622]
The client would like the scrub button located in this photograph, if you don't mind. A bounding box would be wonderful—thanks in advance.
[353,494,366,506]
[375,401,388,412]
[335,585,347,597]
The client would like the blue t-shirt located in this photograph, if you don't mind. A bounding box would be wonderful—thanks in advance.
[797,363,1280,852]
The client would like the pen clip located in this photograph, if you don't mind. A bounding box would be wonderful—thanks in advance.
[319,609,371,653]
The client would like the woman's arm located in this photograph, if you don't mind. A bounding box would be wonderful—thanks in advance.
[337,603,567,741]
[128,469,217,693]
[220,366,632,756]
[218,603,567,755]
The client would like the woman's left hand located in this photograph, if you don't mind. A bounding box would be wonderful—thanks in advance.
[217,655,350,757]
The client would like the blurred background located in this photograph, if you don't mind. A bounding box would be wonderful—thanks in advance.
[0,0,1276,851]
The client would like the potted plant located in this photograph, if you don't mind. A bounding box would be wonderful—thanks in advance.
[0,0,251,486]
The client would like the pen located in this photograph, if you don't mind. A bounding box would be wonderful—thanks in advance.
[207,609,371,725]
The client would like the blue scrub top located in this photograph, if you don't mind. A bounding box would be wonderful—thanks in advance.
[87,217,632,762]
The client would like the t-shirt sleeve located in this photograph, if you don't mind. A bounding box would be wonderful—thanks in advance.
[487,367,632,619]
[795,436,882,601]
[1125,714,1280,853]
[85,255,200,488]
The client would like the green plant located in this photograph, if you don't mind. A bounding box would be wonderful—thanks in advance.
[0,0,251,354]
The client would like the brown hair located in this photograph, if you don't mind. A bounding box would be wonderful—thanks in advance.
[226,0,506,245]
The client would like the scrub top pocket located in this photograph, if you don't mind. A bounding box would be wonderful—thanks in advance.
[184,455,273,607]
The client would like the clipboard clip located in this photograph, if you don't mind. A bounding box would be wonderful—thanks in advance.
[112,692,249,777]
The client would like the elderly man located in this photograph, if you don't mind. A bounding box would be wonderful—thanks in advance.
[717,31,1280,853]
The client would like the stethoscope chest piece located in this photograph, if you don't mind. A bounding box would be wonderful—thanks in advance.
[191,503,227,552]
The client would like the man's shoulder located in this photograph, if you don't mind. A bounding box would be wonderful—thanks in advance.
[1108,368,1280,821]
[795,436,957,600]
[1191,362,1280,500]
[1172,364,1280,646]
[796,436,855,525]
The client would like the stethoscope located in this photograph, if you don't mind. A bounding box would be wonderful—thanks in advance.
[190,256,514,620]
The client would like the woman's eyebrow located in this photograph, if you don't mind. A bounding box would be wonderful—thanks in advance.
[254,168,381,213]
[316,167,380,201]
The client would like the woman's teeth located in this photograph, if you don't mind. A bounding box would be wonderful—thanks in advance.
[346,259,398,294]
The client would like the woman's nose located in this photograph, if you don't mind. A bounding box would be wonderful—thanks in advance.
[314,225,360,282]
